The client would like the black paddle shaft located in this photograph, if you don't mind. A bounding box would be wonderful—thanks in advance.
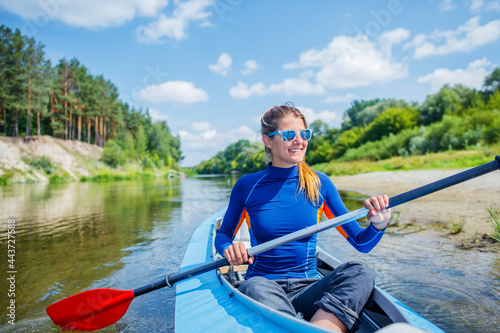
[388,156,500,209]
[135,156,500,297]
[134,258,230,297]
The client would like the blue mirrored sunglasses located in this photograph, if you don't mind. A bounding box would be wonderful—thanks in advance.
[267,129,313,142]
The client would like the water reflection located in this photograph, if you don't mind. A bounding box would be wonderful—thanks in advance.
[318,222,500,333]
[0,175,498,332]
[0,176,233,332]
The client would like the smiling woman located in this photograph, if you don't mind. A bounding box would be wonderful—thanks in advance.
[215,103,392,332]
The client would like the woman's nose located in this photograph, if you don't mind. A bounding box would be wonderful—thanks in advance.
[292,132,303,143]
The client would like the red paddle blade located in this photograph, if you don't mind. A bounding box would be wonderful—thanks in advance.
[46,288,135,331]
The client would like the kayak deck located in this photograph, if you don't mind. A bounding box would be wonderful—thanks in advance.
[175,209,445,332]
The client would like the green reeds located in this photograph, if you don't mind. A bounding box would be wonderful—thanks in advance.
[488,205,500,242]
[80,170,157,182]
[388,208,408,227]
[449,216,467,235]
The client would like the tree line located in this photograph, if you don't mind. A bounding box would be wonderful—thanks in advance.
[193,69,500,174]
[0,25,182,169]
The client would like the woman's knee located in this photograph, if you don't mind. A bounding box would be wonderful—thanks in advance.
[324,261,375,298]
[239,277,298,317]
[351,261,375,280]
[239,276,281,301]
[339,261,375,285]
[316,261,376,329]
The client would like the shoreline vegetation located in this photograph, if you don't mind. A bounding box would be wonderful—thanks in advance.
[1,135,498,253]
[1,135,498,184]
[314,145,500,176]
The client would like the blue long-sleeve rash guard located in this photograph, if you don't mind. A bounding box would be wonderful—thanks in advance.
[214,164,386,280]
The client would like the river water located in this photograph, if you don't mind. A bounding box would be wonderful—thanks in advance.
[0,176,498,332]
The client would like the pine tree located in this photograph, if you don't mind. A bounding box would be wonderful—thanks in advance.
[0,25,13,135]
[8,29,27,136]
[23,36,50,136]
[35,58,52,135]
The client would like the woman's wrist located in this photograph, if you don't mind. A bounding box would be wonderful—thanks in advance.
[371,220,389,231]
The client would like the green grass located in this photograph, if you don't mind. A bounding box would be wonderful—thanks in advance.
[449,216,467,235]
[470,229,481,243]
[0,174,10,185]
[313,145,500,176]
[80,170,157,182]
[488,205,500,242]
[49,174,69,184]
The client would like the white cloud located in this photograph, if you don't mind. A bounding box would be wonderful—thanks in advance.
[470,0,484,12]
[270,75,326,96]
[323,93,357,104]
[135,80,209,103]
[284,31,408,89]
[407,16,500,59]
[230,30,408,99]
[201,129,217,140]
[486,1,500,11]
[148,108,169,122]
[440,0,456,12]
[229,72,325,99]
[469,0,500,12]
[377,28,411,55]
[136,0,213,43]
[191,122,212,132]
[298,106,342,128]
[241,59,258,75]
[230,82,267,99]
[417,58,495,92]
[0,0,168,29]
[3,0,214,42]
[178,124,261,166]
[208,53,232,76]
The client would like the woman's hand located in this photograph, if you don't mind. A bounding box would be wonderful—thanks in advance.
[365,195,392,231]
[223,242,254,266]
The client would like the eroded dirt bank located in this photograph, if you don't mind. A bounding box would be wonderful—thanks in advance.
[0,136,103,182]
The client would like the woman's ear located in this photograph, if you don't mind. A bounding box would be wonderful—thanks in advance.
[262,135,272,149]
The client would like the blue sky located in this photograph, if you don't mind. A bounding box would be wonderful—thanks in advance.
[1,0,499,166]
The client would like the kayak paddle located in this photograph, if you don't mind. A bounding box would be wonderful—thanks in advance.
[46,156,500,331]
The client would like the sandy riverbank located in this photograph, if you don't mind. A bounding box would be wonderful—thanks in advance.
[332,169,500,251]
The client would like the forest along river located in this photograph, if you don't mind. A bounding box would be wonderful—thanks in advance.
[0,176,498,332]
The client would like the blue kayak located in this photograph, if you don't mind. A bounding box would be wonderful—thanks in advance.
[175,208,445,332]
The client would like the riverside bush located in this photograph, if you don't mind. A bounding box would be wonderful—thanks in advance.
[339,112,495,162]
[26,156,54,174]
[341,127,421,161]
[100,140,126,168]
[483,117,500,144]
